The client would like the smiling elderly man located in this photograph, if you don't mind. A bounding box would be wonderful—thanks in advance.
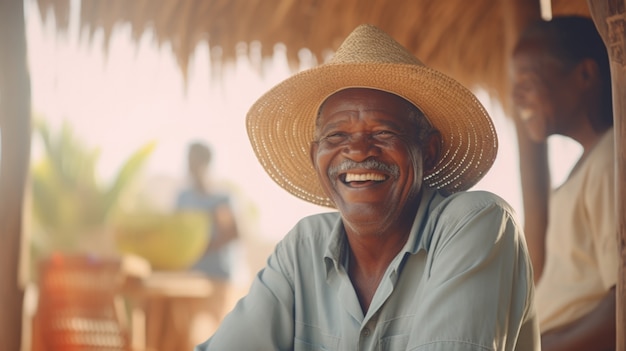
[195,24,539,351]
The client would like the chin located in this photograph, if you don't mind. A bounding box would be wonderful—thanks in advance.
[338,201,388,217]
[524,120,547,142]
[527,129,548,143]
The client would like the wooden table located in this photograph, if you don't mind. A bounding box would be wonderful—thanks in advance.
[123,271,215,351]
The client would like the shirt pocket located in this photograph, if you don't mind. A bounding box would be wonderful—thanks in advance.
[294,323,340,351]
[294,335,340,351]
[380,334,409,351]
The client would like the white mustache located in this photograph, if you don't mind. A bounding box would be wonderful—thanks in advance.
[328,159,399,179]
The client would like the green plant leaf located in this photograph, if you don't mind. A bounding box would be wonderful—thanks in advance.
[101,141,157,222]
[30,119,156,252]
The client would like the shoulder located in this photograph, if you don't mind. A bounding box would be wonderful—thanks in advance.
[578,130,616,196]
[292,212,341,230]
[588,129,616,174]
[176,188,194,199]
[176,190,231,211]
[271,212,340,271]
[281,212,341,245]
[175,188,199,206]
[209,192,231,205]
[436,190,516,219]
[425,190,522,246]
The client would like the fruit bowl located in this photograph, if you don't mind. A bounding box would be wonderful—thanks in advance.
[114,211,210,271]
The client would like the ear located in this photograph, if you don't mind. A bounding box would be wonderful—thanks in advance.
[576,58,600,89]
[310,141,319,169]
[422,130,442,174]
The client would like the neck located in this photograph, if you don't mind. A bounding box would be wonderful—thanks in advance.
[572,122,610,155]
[342,193,419,270]
[572,94,612,152]
[563,104,610,153]
[347,229,409,271]
[566,122,611,179]
[345,217,413,313]
[191,177,209,193]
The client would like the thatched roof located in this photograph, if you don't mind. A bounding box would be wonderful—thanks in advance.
[35,0,591,107]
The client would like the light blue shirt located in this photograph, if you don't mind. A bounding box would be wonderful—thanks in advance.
[176,189,236,280]
[196,188,539,350]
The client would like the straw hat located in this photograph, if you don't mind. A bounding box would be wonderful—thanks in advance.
[246,24,498,208]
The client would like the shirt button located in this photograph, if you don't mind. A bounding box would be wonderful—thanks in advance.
[362,328,371,337]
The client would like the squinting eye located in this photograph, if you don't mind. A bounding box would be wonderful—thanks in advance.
[323,132,347,144]
[374,130,396,139]
[515,81,533,93]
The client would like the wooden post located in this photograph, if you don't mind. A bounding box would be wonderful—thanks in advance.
[0,0,31,350]
[587,1,626,350]
[502,0,549,282]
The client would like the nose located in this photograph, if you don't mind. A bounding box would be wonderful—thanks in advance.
[343,133,380,161]
[511,84,524,105]
[511,81,534,110]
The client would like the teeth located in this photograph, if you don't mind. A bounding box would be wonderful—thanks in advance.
[519,109,533,121]
[345,173,386,182]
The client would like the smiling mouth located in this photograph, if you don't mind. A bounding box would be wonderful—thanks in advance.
[341,172,388,185]
[519,108,534,121]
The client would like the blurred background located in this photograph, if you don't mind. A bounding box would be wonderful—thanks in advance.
[25,0,584,261]
[2,0,592,350]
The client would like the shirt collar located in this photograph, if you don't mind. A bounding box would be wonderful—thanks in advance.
[323,187,446,276]
[402,186,445,255]
[323,215,347,275]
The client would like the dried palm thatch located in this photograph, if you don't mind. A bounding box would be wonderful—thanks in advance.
[35,0,591,107]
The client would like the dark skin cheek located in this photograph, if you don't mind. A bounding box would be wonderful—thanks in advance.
[406,149,424,202]
[310,143,341,199]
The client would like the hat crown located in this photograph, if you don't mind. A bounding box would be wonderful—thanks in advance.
[330,24,423,65]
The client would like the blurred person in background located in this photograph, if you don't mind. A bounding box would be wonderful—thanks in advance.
[176,141,241,329]
[511,15,617,351]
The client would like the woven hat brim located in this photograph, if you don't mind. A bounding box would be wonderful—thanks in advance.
[246,62,498,208]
